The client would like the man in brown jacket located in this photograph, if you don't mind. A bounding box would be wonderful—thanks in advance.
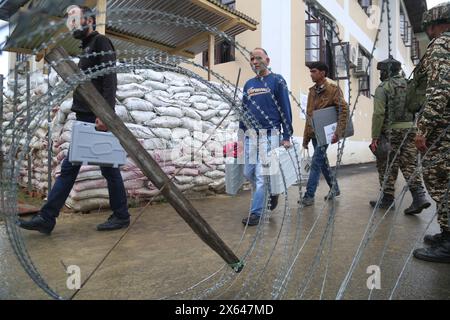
[301,62,349,206]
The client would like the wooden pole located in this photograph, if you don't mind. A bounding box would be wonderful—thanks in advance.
[26,61,32,193]
[96,0,107,35]
[208,34,214,82]
[45,46,243,272]
[0,74,3,180]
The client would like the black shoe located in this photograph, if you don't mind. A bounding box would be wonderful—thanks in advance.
[242,214,261,227]
[269,195,279,211]
[324,190,341,201]
[369,194,395,210]
[404,190,431,215]
[97,215,130,231]
[424,231,449,246]
[18,214,55,235]
[300,196,314,207]
[413,240,450,263]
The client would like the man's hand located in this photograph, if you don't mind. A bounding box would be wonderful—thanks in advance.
[415,134,428,153]
[370,139,379,153]
[331,133,339,144]
[95,118,108,132]
[282,140,292,149]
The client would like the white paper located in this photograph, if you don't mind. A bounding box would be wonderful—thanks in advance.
[324,122,337,145]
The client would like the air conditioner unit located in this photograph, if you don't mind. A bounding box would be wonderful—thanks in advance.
[354,56,370,77]
[349,45,359,67]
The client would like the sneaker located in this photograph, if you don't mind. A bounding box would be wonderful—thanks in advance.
[324,189,341,201]
[301,196,315,207]
[269,195,279,211]
[242,214,261,227]
[18,214,55,235]
[97,215,130,231]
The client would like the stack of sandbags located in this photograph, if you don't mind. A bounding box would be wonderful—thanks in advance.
[1,69,65,194]
[4,67,240,212]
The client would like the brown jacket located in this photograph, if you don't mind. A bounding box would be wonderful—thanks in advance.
[303,80,349,146]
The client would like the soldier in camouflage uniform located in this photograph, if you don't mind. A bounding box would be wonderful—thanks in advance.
[413,2,450,263]
[369,58,430,214]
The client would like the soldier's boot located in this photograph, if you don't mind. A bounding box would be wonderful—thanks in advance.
[424,230,447,246]
[369,193,395,210]
[413,231,450,263]
[404,189,431,215]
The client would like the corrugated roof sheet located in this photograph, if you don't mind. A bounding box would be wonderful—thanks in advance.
[1,0,258,58]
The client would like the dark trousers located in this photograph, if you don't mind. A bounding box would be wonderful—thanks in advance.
[40,113,129,221]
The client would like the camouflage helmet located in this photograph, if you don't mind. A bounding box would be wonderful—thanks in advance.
[377,57,401,72]
[422,2,450,29]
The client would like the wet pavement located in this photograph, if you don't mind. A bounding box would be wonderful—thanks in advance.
[1,163,449,300]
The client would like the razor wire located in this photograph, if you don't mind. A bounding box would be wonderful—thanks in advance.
[0,2,448,300]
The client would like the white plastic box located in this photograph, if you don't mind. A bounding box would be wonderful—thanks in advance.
[225,160,245,196]
[268,143,301,195]
[69,121,127,168]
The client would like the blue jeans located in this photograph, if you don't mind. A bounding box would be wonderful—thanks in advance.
[40,113,129,222]
[304,139,339,199]
[244,134,280,217]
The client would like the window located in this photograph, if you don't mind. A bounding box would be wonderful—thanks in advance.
[304,4,336,79]
[358,0,372,15]
[411,37,421,65]
[400,7,412,46]
[305,20,324,64]
[333,42,350,79]
[202,38,236,66]
[358,47,371,98]
[16,53,27,62]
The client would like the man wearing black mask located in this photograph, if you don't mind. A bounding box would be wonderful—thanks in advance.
[19,5,130,234]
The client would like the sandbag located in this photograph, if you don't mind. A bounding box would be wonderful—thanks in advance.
[173,92,191,100]
[182,118,203,131]
[174,176,194,185]
[125,123,156,139]
[115,105,131,122]
[168,86,195,95]
[136,69,165,82]
[69,188,110,201]
[142,138,168,150]
[66,197,111,212]
[123,97,154,112]
[117,90,145,100]
[189,95,208,104]
[60,99,73,114]
[154,106,184,118]
[204,170,225,179]
[144,94,172,108]
[196,109,218,121]
[172,128,190,140]
[149,128,172,140]
[117,83,150,93]
[183,108,202,120]
[146,116,183,129]
[130,111,157,124]
[141,80,170,91]
[117,73,144,85]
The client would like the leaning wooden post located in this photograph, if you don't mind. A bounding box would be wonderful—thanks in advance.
[45,46,243,272]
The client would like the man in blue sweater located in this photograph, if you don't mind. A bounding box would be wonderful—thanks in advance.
[240,48,293,226]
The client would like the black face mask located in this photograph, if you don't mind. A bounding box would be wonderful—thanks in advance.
[72,23,89,40]
[380,70,389,82]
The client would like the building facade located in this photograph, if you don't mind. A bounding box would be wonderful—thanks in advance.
[190,0,428,165]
